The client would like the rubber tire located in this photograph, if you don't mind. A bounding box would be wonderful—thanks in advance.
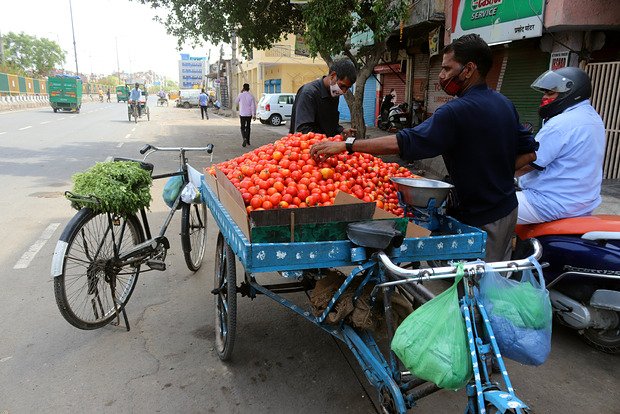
[53,108,58,113]
[181,202,208,271]
[128,113,131,122]
[214,231,237,361]
[183,102,191,109]
[147,106,150,121]
[53,208,144,330]
[134,106,138,123]
[583,326,620,354]
[269,114,282,126]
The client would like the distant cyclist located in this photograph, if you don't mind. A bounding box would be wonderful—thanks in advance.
[98,88,104,102]
[129,83,142,117]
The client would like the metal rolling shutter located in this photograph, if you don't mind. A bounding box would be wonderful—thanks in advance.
[337,75,377,127]
[381,72,407,104]
[499,47,550,133]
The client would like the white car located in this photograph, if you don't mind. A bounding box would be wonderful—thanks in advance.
[256,93,295,126]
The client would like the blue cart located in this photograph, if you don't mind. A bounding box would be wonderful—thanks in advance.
[201,176,537,413]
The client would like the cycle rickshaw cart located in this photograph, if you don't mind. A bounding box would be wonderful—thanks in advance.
[127,83,150,123]
[201,171,541,414]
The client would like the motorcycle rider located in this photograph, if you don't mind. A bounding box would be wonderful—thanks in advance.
[516,67,605,224]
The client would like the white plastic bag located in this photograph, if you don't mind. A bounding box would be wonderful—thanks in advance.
[181,182,201,204]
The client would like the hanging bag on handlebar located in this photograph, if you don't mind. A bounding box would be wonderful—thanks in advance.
[391,263,472,390]
[162,173,185,209]
[478,259,552,366]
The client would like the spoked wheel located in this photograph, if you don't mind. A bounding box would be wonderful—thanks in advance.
[214,231,237,360]
[379,387,399,414]
[146,106,150,121]
[181,202,208,271]
[134,106,138,123]
[53,208,144,330]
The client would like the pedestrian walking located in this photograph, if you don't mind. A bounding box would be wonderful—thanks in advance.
[234,83,257,147]
[199,89,209,120]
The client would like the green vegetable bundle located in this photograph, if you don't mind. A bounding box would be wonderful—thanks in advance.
[69,161,153,216]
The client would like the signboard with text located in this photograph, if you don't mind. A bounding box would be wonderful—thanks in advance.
[451,0,545,44]
[550,51,569,70]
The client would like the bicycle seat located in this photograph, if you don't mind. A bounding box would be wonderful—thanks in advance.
[347,220,404,250]
[515,215,620,239]
[113,157,154,174]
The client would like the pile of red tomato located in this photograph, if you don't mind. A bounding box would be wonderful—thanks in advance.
[206,132,417,216]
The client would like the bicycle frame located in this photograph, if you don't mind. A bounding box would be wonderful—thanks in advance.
[376,240,542,413]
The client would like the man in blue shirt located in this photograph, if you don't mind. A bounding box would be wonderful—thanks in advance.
[310,34,537,261]
[516,67,605,224]
[199,88,209,120]
[129,83,142,117]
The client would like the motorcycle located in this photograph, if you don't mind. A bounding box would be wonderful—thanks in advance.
[377,102,411,131]
[514,215,620,353]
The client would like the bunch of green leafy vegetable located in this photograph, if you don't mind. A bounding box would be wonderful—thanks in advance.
[68,161,153,216]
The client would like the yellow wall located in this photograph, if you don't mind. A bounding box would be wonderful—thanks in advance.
[234,34,328,99]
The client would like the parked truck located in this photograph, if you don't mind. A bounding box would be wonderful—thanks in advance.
[49,75,83,113]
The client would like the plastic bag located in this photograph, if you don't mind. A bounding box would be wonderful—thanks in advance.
[391,264,472,390]
[478,259,552,366]
[162,175,184,208]
[181,182,201,204]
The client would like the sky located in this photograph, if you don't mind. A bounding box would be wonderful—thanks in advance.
[1,0,228,82]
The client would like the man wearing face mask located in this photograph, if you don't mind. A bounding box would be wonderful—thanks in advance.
[515,67,605,224]
[289,60,357,139]
[310,34,538,261]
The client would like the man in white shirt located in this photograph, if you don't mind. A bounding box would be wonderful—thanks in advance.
[129,83,142,117]
[516,67,605,224]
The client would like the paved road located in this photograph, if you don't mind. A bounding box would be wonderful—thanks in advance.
[0,101,618,413]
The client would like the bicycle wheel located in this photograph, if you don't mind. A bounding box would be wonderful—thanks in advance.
[134,105,138,123]
[181,202,208,271]
[214,231,237,361]
[53,208,144,330]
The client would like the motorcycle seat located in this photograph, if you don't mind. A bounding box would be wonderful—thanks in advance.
[515,215,620,239]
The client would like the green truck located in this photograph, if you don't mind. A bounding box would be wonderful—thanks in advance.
[49,75,83,113]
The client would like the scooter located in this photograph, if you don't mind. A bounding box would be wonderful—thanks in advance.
[514,215,620,353]
[376,102,411,131]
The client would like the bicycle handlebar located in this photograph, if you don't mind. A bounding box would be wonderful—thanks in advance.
[375,238,543,288]
[140,143,214,155]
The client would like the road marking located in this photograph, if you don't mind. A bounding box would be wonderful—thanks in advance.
[125,134,132,139]
[117,142,124,148]
[13,223,60,269]
[40,121,51,125]
[58,117,65,120]
[105,156,113,162]
[19,126,32,130]
[0,132,6,135]
[132,127,136,132]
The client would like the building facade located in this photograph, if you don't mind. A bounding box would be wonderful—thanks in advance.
[377,0,620,178]
[178,54,207,90]
[232,35,329,103]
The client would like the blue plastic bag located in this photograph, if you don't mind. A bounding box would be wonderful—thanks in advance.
[391,264,473,390]
[162,174,184,208]
[478,259,552,366]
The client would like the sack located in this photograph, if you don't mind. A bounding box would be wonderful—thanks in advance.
[162,175,184,208]
[478,259,552,366]
[391,264,472,390]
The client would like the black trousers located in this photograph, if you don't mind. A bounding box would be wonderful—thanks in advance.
[240,116,252,143]
[200,105,209,119]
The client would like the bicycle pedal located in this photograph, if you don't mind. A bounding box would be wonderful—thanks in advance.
[146,259,166,271]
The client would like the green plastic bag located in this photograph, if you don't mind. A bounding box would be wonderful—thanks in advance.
[391,264,472,390]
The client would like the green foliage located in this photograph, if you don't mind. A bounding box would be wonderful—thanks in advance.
[69,161,153,216]
[2,31,66,77]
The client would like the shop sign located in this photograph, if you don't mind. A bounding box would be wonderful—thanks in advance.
[295,37,309,57]
[374,63,401,74]
[451,0,544,44]
[550,51,569,70]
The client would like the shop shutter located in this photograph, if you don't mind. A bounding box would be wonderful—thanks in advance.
[412,54,429,102]
[427,55,453,114]
[381,72,407,104]
[338,75,377,127]
[498,47,550,133]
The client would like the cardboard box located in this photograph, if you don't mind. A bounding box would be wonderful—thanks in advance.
[209,167,430,243]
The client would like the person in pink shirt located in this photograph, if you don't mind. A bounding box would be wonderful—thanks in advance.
[234,83,257,147]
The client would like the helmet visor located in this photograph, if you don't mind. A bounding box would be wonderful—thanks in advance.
[531,70,574,93]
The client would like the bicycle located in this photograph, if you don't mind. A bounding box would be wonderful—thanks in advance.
[51,143,214,331]
[129,100,139,123]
